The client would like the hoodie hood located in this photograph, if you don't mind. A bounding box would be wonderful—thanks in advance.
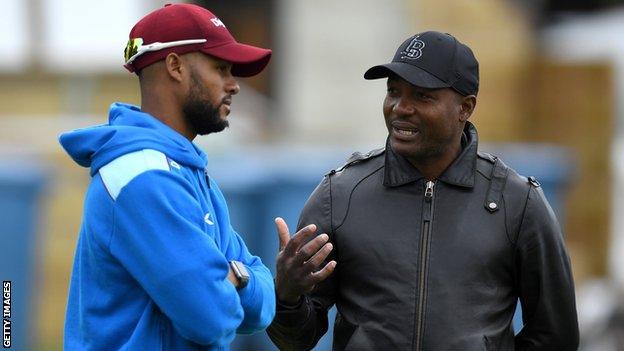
[59,103,208,175]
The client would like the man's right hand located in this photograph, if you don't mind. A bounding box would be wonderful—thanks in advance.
[274,217,336,305]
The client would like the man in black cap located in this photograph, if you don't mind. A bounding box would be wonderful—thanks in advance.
[267,31,579,350]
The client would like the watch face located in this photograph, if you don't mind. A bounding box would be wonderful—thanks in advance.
[230,261,250,288]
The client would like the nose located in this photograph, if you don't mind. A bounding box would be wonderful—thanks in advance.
[392,97,415,115]
[226,76,240,95]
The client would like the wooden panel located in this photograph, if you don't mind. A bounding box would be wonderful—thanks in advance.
[413,0,535,142]
[527,61,614,279]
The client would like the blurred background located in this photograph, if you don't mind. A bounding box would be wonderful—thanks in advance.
[1,0,623,350]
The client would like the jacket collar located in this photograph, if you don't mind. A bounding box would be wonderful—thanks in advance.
[383,121,479,188]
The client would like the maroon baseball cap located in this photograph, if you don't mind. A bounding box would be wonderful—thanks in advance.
[123,3,271,77]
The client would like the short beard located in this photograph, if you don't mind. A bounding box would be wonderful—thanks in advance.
[390,130,460,166]
[182,72,229,136]
[411,141,453,163]
[393,141,450,166]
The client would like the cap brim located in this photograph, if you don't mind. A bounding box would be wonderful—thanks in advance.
[364,62,449,89]
[203,42,272,77]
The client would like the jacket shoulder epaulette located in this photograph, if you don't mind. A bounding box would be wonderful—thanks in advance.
[324,147,385,231]
[328,147,385,175]
[477,151,540,188]
[475,151,497,180]
[474,151,541,244]
[477,151,496,164]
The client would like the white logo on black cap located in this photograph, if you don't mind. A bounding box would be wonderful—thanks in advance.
[400,36,425,60]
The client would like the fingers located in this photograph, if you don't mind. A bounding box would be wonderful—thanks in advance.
[276,218,319,257]
[273,219,336,300]
[275,217,290,251]
[303,241,332,267]
[309,260,337,284]
[296,234,329,263]
[287,224,318,253]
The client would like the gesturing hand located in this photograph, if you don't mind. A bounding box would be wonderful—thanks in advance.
[274,217,337,305]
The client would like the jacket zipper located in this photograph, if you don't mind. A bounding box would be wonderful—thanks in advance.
[414,180,435,351]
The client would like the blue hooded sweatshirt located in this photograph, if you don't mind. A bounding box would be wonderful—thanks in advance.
[59,103,276,350]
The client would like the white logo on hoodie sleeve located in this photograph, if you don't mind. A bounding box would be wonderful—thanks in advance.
[204,212,214,225]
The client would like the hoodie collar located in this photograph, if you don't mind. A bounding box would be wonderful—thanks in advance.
[105,103,209,169]
[383,121,479,188]
[108,103,204,156]
[59,102,208,175]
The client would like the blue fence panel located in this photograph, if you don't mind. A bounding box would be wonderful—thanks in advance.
[0,159,48,351]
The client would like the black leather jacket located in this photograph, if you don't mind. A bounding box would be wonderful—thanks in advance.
[268,122,579,351]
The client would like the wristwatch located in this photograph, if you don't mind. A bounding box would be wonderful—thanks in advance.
[229,261,250,289]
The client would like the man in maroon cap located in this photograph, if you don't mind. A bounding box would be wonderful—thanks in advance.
[59,3,275,350]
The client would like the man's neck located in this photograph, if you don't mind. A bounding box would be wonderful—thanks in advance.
[407,140,463,181]
[141,96,196,141]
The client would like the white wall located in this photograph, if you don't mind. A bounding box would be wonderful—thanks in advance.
[0,0,169,73]
[0,0,30,71]
[275,0,412,148]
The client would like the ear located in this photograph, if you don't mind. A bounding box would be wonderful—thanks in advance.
[459,95,477,122]
[164,53,184,82]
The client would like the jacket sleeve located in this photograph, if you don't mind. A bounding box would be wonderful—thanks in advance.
[267,175,338,351]
[514,185,579,350]
[209,179,276,334]
[109,170,243,347]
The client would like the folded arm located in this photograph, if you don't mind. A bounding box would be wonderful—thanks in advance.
[109,170,244,346]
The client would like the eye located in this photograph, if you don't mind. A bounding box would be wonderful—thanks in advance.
[386,86,399,96]
[416,91,434,101]
[215,63,231,75]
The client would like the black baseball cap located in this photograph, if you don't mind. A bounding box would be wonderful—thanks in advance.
[364,31,479,96]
